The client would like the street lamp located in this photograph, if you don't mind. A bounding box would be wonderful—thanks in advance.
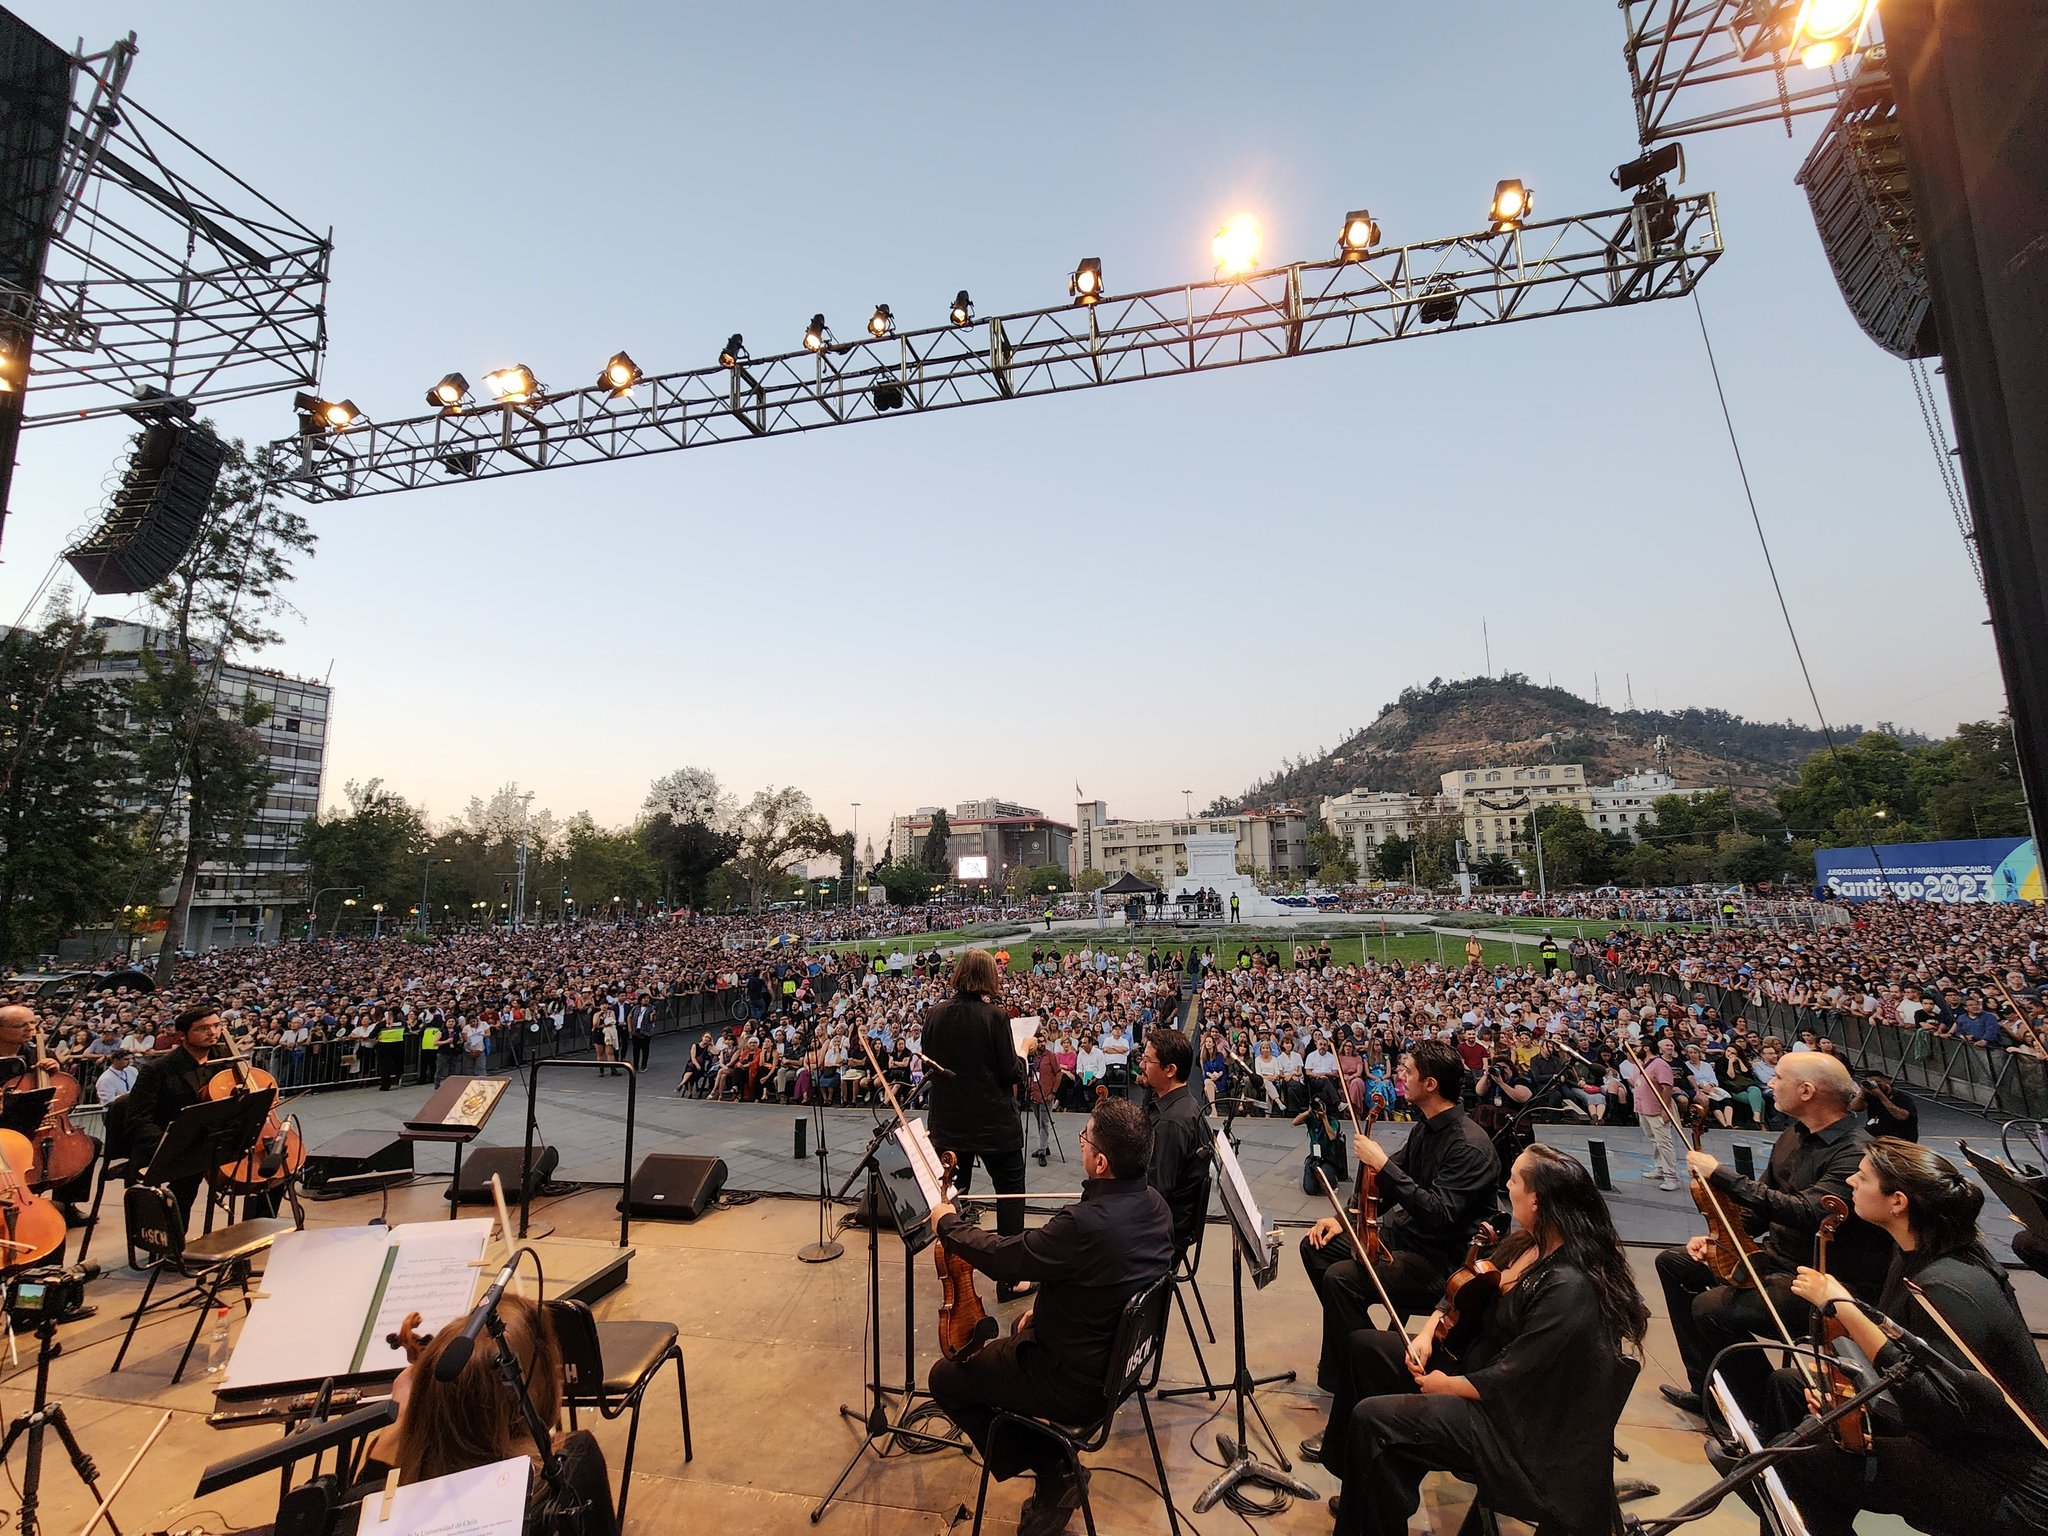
[336,896,358,937]
[418,857,449,935]
[371,902,386,939]
[308,885,362,940]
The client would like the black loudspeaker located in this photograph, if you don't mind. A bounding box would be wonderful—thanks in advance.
[624,1153,726,1221]
[301,1130,414,1192]
[447,1144,559,1206]
[63,421,227,595]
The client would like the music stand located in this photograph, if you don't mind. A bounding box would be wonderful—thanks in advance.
[144,1090,276,1193]
[0,1087,53,1137]
[1957,1141,2048,1257]
[401,1076,506,1223]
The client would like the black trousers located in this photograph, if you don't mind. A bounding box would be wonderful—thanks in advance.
[376,1041,404,1090]
[631,1035,652,1072]
[1654,1247,1809,1416]
[1332,1333,1560,1536]
[1299,1228,1445,1391]
[929,1333,1098,1483]
[1773,1427,2048,1536]
[936,1144,1027,1240]
[1321,1320,1468,1478]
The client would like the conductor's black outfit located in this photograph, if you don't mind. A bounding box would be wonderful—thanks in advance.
[922,991,1029,1240]
[1329,1259,1628,1536]
[1147,1081,1211,1255]
[123,1041,235,1224]
[1299,1104,1497,1389]
[1772,1244,2048,1535]
[927,1174,1174,1484]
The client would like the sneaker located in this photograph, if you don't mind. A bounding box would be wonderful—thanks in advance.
[1659,1179,1680,1191]
[1640,1169,1661,1179]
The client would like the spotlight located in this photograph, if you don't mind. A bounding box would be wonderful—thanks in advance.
[0,339,20,394]
[719,333,747,369]
[439,449,481,479]
[1068,257,1104,306]
[598,351,641,396]
[293,392,359,433]
[1634,183,1678,245]
[872,379,904,412]
[426,372,470,412]
[1488,179,1532,233]
[1612,143,1682,193]
[802,314,833,353]
[482,364,539,403]
[1417,283,1460,326]
[1338,210,1380,259]
[948,290,974,326]
[1211,213,1261,278]
[1791,0,1872,68]
[866,304,895,340]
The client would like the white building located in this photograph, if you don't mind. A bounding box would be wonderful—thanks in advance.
[1319,789,1441,872]
[1589,770,1679,839]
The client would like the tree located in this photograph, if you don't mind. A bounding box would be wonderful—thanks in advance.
[1372,834,1414,883]
[733,786,833,911]
[1715,832,1798,887]
[1908,719,2029,840]
[640,813,740,909]
[1073,868,1108,895]
[641,766,738,832]
[1306,829,1358,886]
[296,778,431,921]
[1410,813,1464,888]
[872,857,941,907]
[135,434,316,984]
[1775,732,1921,842]
[1474,853,1519,888]
[919,809,952,874]
[1532,803,1615,889]
[561,811,660,911]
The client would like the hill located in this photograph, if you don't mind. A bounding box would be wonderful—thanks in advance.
[1215,675,1888,811]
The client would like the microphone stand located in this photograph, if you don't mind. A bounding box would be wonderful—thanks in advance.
[797,1065,843,1264]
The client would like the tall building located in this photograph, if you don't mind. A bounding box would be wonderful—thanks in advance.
[885,798,1074,881]
[1589,770,1679,839]
[1440,764,1594,859]
[1319,789,1441,871]
[75,619,331,950]
[1070,801,1312,882]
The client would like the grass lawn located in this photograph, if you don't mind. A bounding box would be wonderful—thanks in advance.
[1450,915,1714,938]
[988,932,1526,971]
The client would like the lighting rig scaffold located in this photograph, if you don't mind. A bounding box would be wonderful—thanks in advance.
[272,192,1722,502]
[6,31,333,427]
[1621,0,1882,144]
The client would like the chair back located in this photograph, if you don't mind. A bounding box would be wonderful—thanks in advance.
[123,1184,186,1269]
[1174,1166,1213,1268]
[546,1297,609,1407]
[1101,1274,1173,1410]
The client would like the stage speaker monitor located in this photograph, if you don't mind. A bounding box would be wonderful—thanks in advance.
[63,421,227,595]
[624,1153,726,1221]
[301,1130,413,1191]
[447,1144,560,1206]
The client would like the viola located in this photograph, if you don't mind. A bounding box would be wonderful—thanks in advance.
[934,1151,998,1362]
[206,1058,307,1195]
[1810,1194,1872,1454]
[385,1309,435,1363]
[1652,1046,1761,1289]
[0,1126,68,1271]
[1349,1099,1388,1265]
[1433,1221,1501,1358]
[4,1048,95,1191]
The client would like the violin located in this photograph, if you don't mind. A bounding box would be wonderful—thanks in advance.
[1639,1041,1762,1288]
[206,1058,307,1195]
[4,1043,95,1191]
[1810,1195,1872,1454]
[0,1126,68,1270]
[1349,1099,1388,1265]
[934,1151,998,1362]
[1433,1221,1501,1358]
[385,1310,435,1363]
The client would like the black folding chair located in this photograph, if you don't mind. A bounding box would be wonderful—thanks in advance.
[970,1274,1180,1536]
[546,1297,691,1528]
[111,1183,299,1383]
[1455,1355,1643,1536]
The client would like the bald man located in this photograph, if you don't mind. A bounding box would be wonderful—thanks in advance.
[1654,1050,1890,1423]
[0,1004,60,1088]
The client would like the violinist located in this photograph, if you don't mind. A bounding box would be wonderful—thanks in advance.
[922,949,1032,1292]
[926,1098,1173,1536]
[1653,1051,1888,1422]
[120,1002,236,1224]
[1315,1146,1649,1536]
[1776,1138,2048,1536]
[1298,1040,1498,1400]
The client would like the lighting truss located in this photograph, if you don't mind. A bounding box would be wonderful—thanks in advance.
[5,33,333,426]
[272,194,1721,502]
[1621,1,1877,144]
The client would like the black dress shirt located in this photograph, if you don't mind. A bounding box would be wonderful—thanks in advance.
[123,1044,234,1171]
[1146,1083,1211,1249]
[937,1175,1174,1397]
[923,993,1025,1153]
[1706,1113,1889,1297]
[1375,1104,1500,1268]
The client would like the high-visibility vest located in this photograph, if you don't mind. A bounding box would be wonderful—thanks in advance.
[420,1026,441,1052]
[377,1024,404,1044]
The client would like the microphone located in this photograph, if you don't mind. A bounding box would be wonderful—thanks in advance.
[1863,1308,1974,1387]
[435,1256,518,1381]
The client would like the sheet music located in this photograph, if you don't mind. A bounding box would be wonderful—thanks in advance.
[1010,1015,1041,1055]
[358,1219,496,1374]
[1212,1130,1265,1245]
[357,1455,528,1536]
[900,1118,946,1211]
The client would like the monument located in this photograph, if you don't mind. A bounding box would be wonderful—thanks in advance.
[1171,832,1286,919]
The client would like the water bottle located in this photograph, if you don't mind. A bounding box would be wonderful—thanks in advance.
[206,1306,231,1375]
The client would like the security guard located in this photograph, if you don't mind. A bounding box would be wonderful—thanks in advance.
[1538,933,1559,976]
[418,1019,441,1086]
[376,1012,407,1090]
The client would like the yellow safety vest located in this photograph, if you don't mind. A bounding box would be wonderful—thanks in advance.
[378,1024,404,1044]
[420,1027,440,1052]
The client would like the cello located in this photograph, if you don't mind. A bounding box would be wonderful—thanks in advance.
[4,1041,96,1192]
[0,1127,68,1271]
[205,1057,306,1196]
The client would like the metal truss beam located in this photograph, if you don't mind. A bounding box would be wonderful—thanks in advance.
[272,194,1723,502]
[1621,0,1874,144]
[5,32,333,427]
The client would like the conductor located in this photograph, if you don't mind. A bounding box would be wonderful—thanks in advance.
[922,948,1036,1301]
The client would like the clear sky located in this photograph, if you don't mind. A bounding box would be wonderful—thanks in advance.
[4,2,2001,841]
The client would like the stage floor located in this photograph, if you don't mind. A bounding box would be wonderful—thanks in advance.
[0,1181,1965,1536]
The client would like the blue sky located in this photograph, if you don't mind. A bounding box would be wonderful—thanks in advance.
[5,3,1999,839]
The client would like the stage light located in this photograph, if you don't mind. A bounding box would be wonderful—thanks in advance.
[598,351,641,395]
[439,450,480,479]
[1068,257,1104,306]
[872,379,904,412]
[1417,283,1460,326]
[293,392,359,433]
[0,339,19,394]
[1212,213,1261,278]
[949,290,974,326]
[1488,180,1532,233]
[1339,210,1380,260]
[719,333,747,369]
[866,304,895,340]
[802,314,832,353]
[483,364,539,403]
[1791,0,1873,68]
[1612,144,1682,194]
[426,372,470,412]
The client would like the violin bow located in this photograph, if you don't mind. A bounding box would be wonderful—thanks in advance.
[1904,1278,2048,1454]
[1312,1164,1426,1371]
[858,1031,949,1203]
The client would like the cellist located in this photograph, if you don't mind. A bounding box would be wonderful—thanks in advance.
[1653,1050,1888,1424]
[120,1001,237,1225]
[926,1097,1173,1536]
[0,1003,99,1224]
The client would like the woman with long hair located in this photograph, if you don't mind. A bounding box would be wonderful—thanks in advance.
[1315,1144,1648,1536]
[1779,1138,2048,1535]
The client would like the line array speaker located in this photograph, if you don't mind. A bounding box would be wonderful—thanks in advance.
[63,421,226,595]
